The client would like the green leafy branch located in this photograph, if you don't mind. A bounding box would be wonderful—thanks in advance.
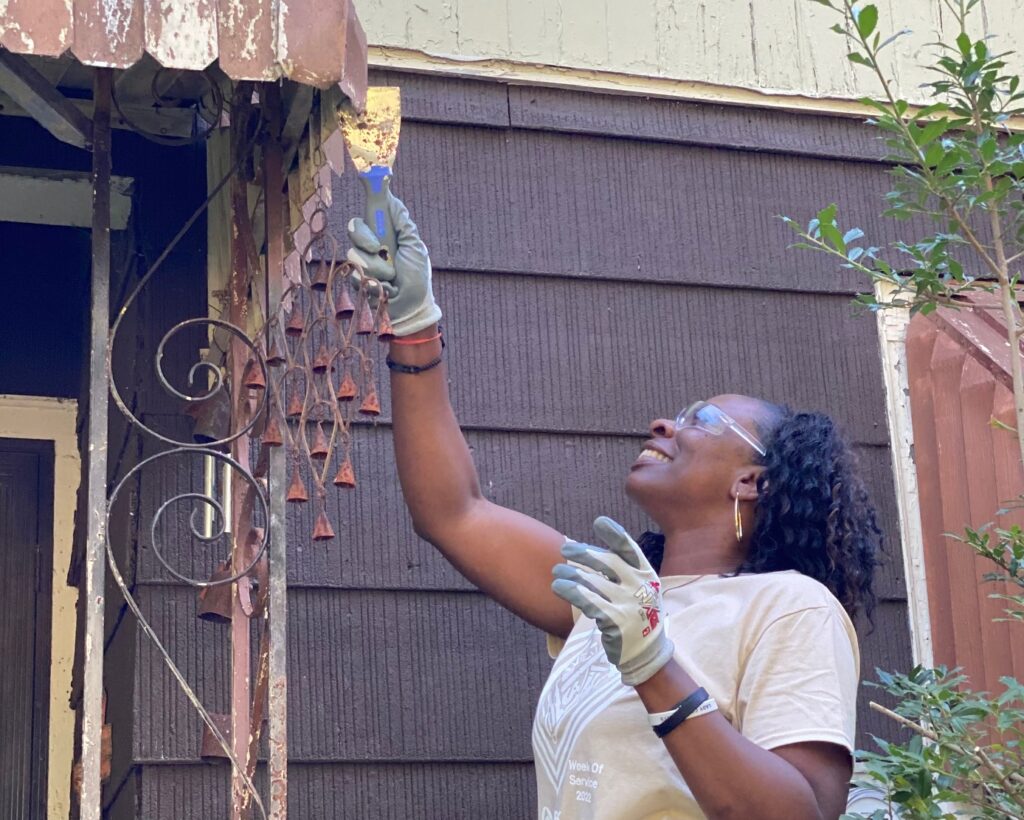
[789,0,1024,468]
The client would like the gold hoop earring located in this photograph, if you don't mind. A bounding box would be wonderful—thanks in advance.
[734,495,743,542]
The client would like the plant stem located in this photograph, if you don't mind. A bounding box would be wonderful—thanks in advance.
[976,744,1024,812]
[844,0,1024,466]
[869,702,1024,789]
[984,177,1024,469]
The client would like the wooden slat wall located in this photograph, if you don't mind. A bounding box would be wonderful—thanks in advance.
[127,72,914,818]
[907,310,1024,695]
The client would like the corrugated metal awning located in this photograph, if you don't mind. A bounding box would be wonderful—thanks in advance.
[0,0,366,100]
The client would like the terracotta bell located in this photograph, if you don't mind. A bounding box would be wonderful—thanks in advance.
[312,506,335,541]
[334,281,355,318]
[333,456,356,488]
[376,310,395,341]
[262,413,284,447]
[265,336,286,366]
[359,385,381,416]
[285,307,305,337]
[241,357,266,390]
[310,259,330,291]
[286,465,309,503]
[336,370,358,401]
[197,560,233,623]
[311,343,331,373]
[185,390,231,452]
[355,297,375,335]
[310,424,330,460]
[286,387,304,418]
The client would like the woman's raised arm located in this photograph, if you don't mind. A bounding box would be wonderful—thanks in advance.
[347,194,574,638]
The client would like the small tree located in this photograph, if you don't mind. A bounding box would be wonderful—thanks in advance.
[783,1,1024,816]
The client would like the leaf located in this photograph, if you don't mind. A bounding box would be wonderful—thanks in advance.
[820,222,846,252]
[916,119,950,146]
[848,52,873,68]
[924,142,945,167]
[956,31,972,57]
[855,4,878,39]
[843,228,866,244]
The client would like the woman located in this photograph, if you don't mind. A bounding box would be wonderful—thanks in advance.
[347,194,881,820]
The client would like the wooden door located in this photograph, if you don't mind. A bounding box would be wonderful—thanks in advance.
[0,438,53,820]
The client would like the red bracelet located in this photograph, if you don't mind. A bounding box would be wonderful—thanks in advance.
[391,331,442,346]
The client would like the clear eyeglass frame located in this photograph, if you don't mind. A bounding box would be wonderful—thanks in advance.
[675,401,767,457]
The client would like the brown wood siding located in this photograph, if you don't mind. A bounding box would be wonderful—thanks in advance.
[135,427,902,598]
[324,123,902,295]
[121,71,913,817]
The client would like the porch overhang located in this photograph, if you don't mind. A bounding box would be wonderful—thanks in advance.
[0,0,367,102]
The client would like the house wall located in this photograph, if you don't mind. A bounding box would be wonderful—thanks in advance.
[125,71,914,817]
[354,0,1024,109]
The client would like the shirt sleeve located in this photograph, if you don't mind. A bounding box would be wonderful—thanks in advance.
[735,605,859,753]
[545,605,584,659]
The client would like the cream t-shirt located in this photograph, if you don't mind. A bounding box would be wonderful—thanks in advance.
[532,570,859,820]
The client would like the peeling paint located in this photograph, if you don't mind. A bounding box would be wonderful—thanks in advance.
[352,0,1024,106]
[102,0,137,46]
[5,0,364,85]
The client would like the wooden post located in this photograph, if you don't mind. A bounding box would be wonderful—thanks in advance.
[263,82,289,819]
[228,89,254,820]
[80,66,112,820]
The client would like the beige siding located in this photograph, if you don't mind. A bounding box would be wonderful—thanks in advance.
[355,0,1024,106]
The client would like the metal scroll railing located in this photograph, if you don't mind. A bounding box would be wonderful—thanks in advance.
[84,81,388,819]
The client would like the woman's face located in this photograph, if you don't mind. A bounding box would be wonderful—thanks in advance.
[624,394,770,526]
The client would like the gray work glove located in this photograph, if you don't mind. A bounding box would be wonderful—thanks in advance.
[552,517,675,687]
[346,193,442,337]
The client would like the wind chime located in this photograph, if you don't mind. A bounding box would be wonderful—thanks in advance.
[178,87,402,820]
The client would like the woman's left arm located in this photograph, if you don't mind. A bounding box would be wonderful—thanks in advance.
[552,519,854,820]
[635,660,852,820]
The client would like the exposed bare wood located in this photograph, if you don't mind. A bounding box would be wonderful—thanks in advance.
[80,66,113,820]
[0,90,195,138]
[263,82,289,820]
[27,53,75,87]
[0,166,133,229]
[280,83,314,177]
[0,48,93,149]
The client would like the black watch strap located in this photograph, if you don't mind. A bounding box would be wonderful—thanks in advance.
[652,687,710,739]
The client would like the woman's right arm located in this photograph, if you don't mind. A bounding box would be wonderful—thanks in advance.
[346,193,573,638]
[386,323,575,638]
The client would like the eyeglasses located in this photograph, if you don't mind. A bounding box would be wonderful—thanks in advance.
[675,401,767,457]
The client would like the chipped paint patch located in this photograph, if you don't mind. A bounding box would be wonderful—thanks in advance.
[3,0,366,97]
[145,0,218,69]
[102,0,138,46]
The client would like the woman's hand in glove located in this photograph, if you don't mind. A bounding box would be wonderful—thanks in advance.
[551,516,675,687]
[346,192,442,337]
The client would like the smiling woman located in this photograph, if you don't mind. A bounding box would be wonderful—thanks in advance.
[345,193,883,820]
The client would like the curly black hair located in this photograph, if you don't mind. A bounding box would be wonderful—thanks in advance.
[638,405,881,624]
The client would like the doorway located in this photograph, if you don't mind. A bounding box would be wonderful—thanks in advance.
[0,437,54,819]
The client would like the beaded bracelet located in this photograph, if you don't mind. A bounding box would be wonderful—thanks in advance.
[386,334,446,375]
[391,331,443,346]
